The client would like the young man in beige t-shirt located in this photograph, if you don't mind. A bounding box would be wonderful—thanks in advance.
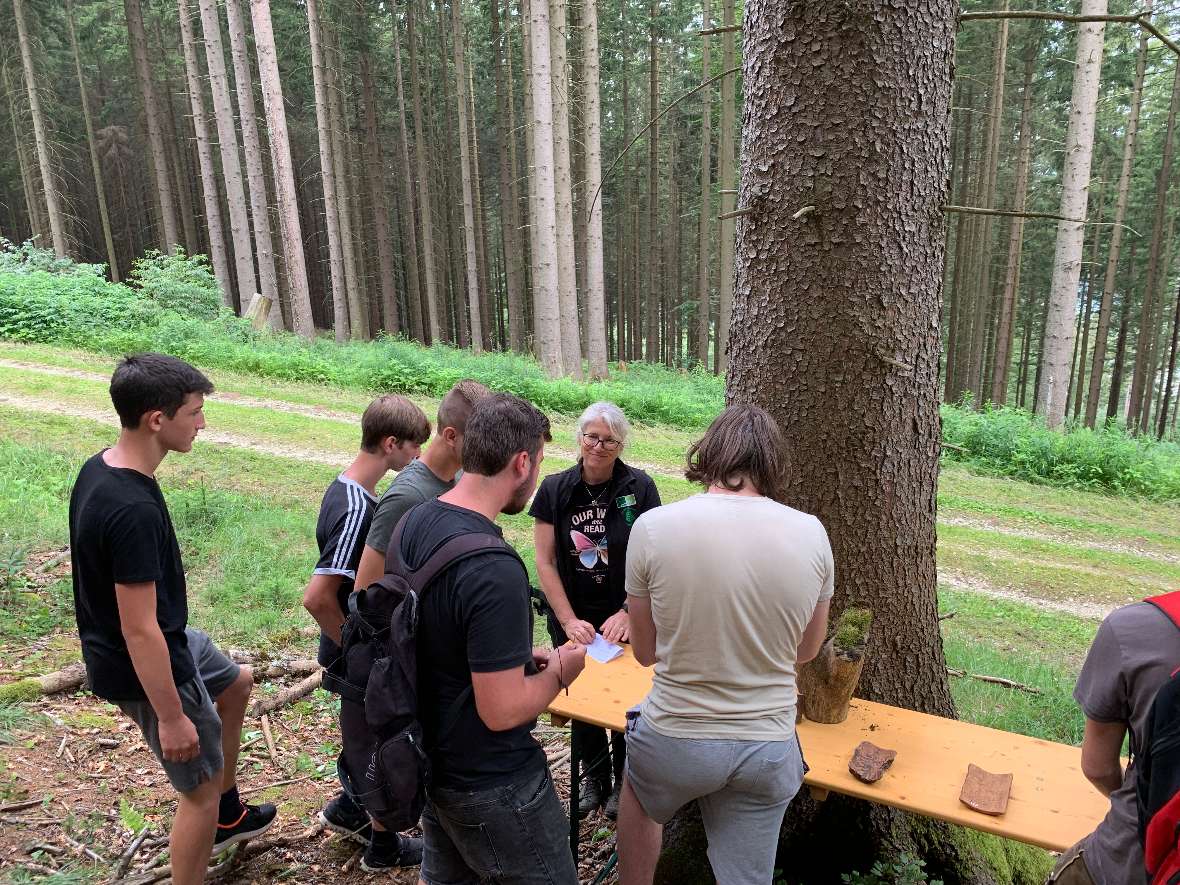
[617,404,832,885]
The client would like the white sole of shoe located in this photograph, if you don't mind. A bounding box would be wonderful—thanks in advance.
[211,816,277,855]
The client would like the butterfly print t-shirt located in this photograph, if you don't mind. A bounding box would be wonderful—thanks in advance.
[563,480,613,624]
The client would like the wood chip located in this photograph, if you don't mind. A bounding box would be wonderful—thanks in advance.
[848,741,897,784]
[959,763,1013,816]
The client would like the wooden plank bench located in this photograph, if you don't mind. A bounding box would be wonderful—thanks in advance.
[548,646,1108,858]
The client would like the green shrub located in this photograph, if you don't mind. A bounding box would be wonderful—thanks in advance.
[0,237,107,278]
[0,270,159,345]
[128,248,223,319]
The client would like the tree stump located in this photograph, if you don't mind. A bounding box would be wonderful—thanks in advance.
[797,608,872,724]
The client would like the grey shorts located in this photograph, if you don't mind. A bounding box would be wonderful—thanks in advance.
[116,627,240,794]
[624,708,806,885]
[421,766,578,885]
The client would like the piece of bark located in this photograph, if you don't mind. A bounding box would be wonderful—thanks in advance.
[848,741,897,784]
[959,763,1013,816]
[797,638,866,723]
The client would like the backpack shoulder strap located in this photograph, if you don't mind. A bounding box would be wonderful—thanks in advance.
[1145,590,1180,632]
[409,533,518,595]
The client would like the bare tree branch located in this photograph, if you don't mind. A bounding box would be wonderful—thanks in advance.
[960,11,1180,58]
[942,204,1141,235]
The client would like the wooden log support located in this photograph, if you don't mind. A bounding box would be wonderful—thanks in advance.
[798,608,872,724]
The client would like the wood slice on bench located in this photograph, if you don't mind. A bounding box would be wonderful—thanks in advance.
[848,741,897,784]
[959,763,1013,816]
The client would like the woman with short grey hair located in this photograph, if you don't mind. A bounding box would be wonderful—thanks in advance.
[529,401,661,819]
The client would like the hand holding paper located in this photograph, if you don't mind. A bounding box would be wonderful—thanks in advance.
[587,633,624,664]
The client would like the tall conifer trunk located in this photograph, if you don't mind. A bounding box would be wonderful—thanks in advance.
[582,0,609,378]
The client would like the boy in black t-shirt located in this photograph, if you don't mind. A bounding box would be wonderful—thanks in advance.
[69,354,275,885]
[302,394,430,871]
[397,393,588,885]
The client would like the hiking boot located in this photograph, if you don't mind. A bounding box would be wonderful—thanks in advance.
[577,777,608,817]
[317,792,373,844]
[212,802,277,853]
[360,832,424,871]
[604,781,622,821]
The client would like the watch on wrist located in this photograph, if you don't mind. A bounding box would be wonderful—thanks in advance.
[621,601,629,613]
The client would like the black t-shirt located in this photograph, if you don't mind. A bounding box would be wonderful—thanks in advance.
[558,480,613,624]
[313,476,377,668]
[398,498,543,790]
[69,451,192,701]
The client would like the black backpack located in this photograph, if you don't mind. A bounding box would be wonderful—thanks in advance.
[1137,591,1180,885]
[337,512,520,831]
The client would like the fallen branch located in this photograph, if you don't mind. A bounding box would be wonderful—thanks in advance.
[938,611,957,622]
[0,797,45,813]
[123,824,324,885]
[240,774,313,796]
[61,833,106,864]
[113,826,153,880]
[250,670,322,717]
[947,667,1041,695]
[941,442,968,453]
[33,547,71,574]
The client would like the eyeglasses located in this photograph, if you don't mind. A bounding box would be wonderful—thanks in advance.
[580,433,621,452]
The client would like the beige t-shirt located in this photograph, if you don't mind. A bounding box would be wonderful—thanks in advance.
[626,493,834,740]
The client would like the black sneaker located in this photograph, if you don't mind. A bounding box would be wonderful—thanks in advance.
[360,832,423,871]
[577,777,607,817]
[317,792,373,844]
[604,782,621,821]
[212,802,277,854]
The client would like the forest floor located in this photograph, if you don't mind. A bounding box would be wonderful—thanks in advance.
[1,341,1178,883]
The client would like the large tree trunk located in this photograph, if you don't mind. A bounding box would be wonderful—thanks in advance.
[5,64,45,245]
[706,3,982,881]
[550,0,583,377]
[1037,0,1107,429]
[389,6,424,342]
[66,0,119,280]
[125,0,180,253]
[357,7,399,335]
[225,0,282,330]
[989,37,1037,406]
[409,0,443,344]
[1159,279,1180,437]
[306,0,350,341]
[715,0,736,374]
[1085,6,1150,426]
[1106,257,1134,422]
[645,0,659,362]
[13,0,68,258]
[178,0,234,307]
[527,0,564,377]
[490,0,526,353]
[451,0,484,353]
[1129,64,1180,431]
[582,0,608,379]
[198,0,257,308]
[696,0,713,368]
[250,0,314,339]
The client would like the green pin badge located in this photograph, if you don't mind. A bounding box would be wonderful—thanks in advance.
[616,494,637,525]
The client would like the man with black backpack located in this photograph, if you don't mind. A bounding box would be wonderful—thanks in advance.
[1047,592,1180,885]
[394,393,587,885]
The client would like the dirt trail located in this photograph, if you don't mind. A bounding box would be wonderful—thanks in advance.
[939,571,1114,620]
[940,514,1180,564]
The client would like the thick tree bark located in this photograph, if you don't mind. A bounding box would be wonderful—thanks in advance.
[550,0,583,376]
[409,0,442,344]
[696,0,713,367]
[1038,0,1107,428]
[1086,9,1150,426]
[178,0,234,307]
[66,0,119,280]
[990,38,1037,405]
[389,6,424,342]
[582,0,609,378]
[1129,64,1180,431]
[306,0,349,341]
[13,0,68,258]
[125,0,180,253]
[490,0,526,352]
[225,0,283,330]
[527,0,564,376]
[713,2,968,880]
[250,0,314,339]
[451,0,484,353]
[198,0,257,307]
[715,0,736,374]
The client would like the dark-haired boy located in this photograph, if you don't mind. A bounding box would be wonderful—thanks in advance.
[303,394,430,871]
[397,393,586,885]
[69,353,276,885]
